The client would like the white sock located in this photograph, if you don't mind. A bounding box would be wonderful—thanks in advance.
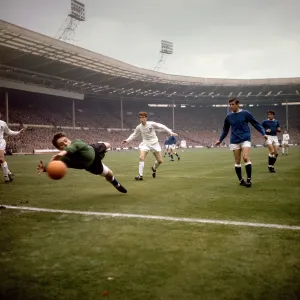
[1,162,9,177]
[282,148,284,154]
[139,161,144,176]
[153,160,160,170]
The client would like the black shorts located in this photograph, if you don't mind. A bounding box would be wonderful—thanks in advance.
[85,142,107,175]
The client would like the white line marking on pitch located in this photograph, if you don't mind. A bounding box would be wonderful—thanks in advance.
[2,205,300,231]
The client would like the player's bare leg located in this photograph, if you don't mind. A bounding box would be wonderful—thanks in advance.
[136,150,148,180]
[163,147,167,157]
[274,145,279,158]
[152,151,163,178]
[103,142,111,151]
[169,148,175,161]
[267,143,277,173]
[101,165,127,193]
[242,147,252,187]
[169,148,180,161]
[173,149,180,161]
[0,151,13,183]
[166,149,172,161]
[282,144,286,155]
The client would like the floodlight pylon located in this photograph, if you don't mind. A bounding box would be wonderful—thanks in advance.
[154,40,173,72]
[55,0,86,45]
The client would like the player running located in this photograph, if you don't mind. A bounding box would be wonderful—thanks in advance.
[261,111,281,173]
[163,137,169,157]
[180,139,187,152]
[166,134,180,161]
[0,112,24,183]
[215,98,267,187]
[121,112,178,180]
[281,130,290,156]
[37,133,127,193]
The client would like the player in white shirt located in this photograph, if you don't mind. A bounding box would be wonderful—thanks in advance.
[0,113,24,183]
[180,139,187,152]
[122,111,178,180]
[282,130,290,155]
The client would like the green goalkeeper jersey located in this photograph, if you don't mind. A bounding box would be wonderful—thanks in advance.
[59,140,95,169]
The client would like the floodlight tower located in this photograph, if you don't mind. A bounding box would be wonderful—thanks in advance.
[55,0,86,44]
[154,40,173,71]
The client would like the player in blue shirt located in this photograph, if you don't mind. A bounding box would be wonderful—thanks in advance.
[167,135,180,161]
[216,98,267,187]
[261,111,281,173]
[163,138,169,157]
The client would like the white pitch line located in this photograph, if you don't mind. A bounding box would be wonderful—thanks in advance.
[2,205,300,231]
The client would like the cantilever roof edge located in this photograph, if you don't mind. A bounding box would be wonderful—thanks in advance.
[1,19,300,86]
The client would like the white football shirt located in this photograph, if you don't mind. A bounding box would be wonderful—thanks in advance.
[0,120,21,140]
[282,134,290,142]
[126,121,173,145]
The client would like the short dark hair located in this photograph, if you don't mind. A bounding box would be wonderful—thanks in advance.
[267,110,275,115]
[138,111,148,118]
[229,98,239,105]
[52,133,66,148]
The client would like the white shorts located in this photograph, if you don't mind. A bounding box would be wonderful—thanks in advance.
[139,142,162,153]
[282,141,289,146]
[266,136,280,146]
[0,139,6,151]
[230,141,251,151]
[168,144,176,150]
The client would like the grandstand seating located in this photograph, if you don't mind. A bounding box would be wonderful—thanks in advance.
[1,91,300,152]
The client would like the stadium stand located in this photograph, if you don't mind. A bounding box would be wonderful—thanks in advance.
[2,92,300,152]
[0,20,299,152]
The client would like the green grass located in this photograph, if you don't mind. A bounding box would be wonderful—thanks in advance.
[1,147,300,300]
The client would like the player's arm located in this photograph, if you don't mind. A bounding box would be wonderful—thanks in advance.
[152,122,177,136]
[4,122,24,136]
[216,117,230,145]
[122,127,141,144]
[247,112,267,139]
[37,156,71,174]
[51,150,68,161]
[261,120,270,133]
[276,121,281,132]
[51,141,85,160]
[37,153,67,174]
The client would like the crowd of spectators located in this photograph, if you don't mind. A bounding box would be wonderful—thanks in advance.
[1,91,299,152]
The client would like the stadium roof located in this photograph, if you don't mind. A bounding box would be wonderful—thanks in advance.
[0,19,300,102]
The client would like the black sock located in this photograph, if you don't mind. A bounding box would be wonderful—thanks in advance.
[245,163,252,182]
[170,154,174,160]
[174,152,179,157]
[268,154,276,166]
[235,165,242,181]
[268,154,273,166]
[110,177,120,187]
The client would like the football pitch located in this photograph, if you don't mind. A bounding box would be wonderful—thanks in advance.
[1,147,300,300]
